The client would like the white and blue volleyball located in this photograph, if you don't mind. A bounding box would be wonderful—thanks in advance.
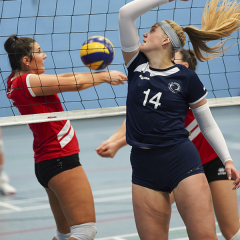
[80,36,115,70]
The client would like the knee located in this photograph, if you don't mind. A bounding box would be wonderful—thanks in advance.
[190,229,217,240]
[220,226,240,240]
[230,229,240,240]
[70,222,97,240]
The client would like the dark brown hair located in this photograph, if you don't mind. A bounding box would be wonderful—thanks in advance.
[4,34,35,72]
[179,49,197,71]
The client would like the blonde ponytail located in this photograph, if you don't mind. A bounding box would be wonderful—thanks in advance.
[183,0,240,62]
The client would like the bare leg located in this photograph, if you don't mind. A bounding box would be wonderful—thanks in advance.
[132,184,171,240]
[210,180,240,240]
[169,192,175,205]
[45,187,71,236]
[48,166,95,240]
[174,173,217,240]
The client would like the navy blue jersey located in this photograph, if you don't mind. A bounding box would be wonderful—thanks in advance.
[126,52,207,148]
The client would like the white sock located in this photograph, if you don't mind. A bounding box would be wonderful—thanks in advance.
[55,230,71,240]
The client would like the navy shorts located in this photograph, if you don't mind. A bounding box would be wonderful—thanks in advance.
[35,153,81,188]
[130,140,204,193]
[203,156,230,183]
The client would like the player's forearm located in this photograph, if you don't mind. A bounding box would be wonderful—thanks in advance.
[192,103,232,165]
[108,133,126,144]
[76,72,108,91]
[30,72,108,96]
[119,0,169,20]
[114,136,128,149]
[108,120,126,142]
[57,72,83,77]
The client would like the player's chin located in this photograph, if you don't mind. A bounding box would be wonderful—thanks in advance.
[140,44,146,51]
[36,68,46,75]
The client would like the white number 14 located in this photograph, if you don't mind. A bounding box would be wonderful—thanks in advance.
[143,89,162,109]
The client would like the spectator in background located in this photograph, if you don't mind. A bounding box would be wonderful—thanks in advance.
[0,127,16,195]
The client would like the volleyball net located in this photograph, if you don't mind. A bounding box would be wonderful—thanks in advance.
[0,0,240,127]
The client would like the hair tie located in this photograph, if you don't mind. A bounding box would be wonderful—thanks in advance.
[13,36,18,42]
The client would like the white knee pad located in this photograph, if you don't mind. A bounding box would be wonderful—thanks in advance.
[70,222,97,240]
[0,139,3,154]
[54,230,71,240]
[231,229,240,240]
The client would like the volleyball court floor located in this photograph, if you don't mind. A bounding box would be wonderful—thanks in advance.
[0,105,240,240]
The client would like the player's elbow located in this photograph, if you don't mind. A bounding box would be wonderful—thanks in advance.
[119,6,130,21]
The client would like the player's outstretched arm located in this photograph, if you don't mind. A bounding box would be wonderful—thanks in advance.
[96,120,127,158]
[28,70,127,96]
[119,0,187,65]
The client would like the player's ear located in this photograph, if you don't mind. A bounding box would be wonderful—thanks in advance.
[182,61,189,68]
[163,37,171,46]
[22,56,30,66]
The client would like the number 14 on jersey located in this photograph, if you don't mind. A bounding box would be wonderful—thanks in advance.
[143,89,162,109]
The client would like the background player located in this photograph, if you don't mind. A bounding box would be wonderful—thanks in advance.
[0,127,16,195]
[96,48,240,240]
[4,34,127,240]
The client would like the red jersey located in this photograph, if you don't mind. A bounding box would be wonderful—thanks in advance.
[7,74,80,163]
[184,109,218,165]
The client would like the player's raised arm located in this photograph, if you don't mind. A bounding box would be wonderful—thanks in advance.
[118,0,170,65]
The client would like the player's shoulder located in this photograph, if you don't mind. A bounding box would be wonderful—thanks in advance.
[132,51,147,62]
[128,52,148,68]
[178,64,197,76]
[11,74,29,83]
[176,64,199,81]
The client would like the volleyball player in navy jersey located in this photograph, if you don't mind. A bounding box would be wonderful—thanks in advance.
[114,0,240,239]
[4,34,127,240]
[96,48,240,240]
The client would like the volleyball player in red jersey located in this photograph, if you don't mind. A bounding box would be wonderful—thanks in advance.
[4,34,127,240]
[96,49,240,240]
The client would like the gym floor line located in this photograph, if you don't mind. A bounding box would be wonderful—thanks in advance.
[0,106,239,240]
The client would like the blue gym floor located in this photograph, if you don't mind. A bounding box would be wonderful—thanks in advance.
[0,105,240,240]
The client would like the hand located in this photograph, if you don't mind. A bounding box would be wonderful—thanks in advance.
[96,140,120,158]
[225,160,240,190]
[104,70,127,86]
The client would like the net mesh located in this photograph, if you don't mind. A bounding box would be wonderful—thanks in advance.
[0,0,240,126]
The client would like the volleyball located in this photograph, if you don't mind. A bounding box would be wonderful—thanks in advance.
[80,36,115,70]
